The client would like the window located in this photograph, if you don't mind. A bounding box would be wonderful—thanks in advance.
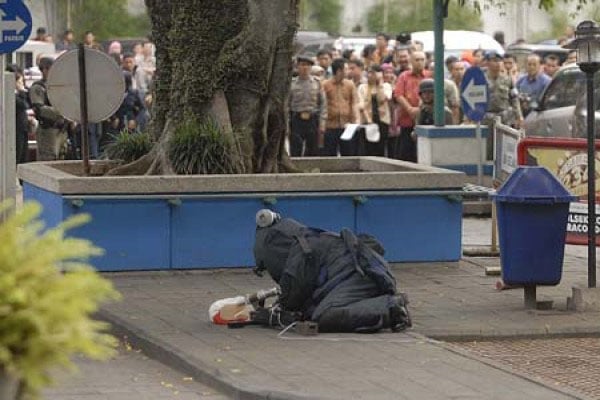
[541,68,584,110]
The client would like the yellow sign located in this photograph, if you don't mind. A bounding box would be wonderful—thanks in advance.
[524,147,600,198]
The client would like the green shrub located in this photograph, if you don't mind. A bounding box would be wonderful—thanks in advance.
[168,117,246,175]
[0,201,121,399]
[103,130,154,163]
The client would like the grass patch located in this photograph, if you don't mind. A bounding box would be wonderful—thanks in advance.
[168,117,246,175]
[103,131,154,163]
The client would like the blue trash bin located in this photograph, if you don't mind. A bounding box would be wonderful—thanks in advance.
[493,166,577,286]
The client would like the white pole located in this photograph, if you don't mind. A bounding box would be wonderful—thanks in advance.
[476,121,483,186]
[0,54,16,220]
[0,54,5,208]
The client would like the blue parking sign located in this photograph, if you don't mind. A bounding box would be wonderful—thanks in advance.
[460,66,489,122]
[0,0,32,54]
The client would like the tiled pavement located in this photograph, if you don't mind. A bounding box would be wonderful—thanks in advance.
[453,337,600,400]
[43,341,230,400]
[94,218,599,399]
[96,231,600,399]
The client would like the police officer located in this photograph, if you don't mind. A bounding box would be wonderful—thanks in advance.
[482,50,523,159]
[29,57,68,161]
[289,55,326,157]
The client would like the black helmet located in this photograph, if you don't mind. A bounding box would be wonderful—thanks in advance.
[418,78,434,94]
[38,57,54,72]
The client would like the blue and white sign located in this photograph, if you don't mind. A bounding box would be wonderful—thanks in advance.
[460,66,489,122]
[0,0,31,54]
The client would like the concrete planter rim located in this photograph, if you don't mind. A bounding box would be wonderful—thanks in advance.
[17,157,466,195]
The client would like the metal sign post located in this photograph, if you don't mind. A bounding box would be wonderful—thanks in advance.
[475,122,483,185]
[78,43,90,175]
[584,69,597,288]
[460,66,489,186]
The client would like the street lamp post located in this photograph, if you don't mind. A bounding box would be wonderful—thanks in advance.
[566,21,600,288]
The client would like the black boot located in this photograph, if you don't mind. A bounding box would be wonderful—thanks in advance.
[389,293,412,332]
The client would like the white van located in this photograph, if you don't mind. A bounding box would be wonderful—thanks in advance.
[335,36,376,57]
[5,40,58,87]
[410,30,504,59]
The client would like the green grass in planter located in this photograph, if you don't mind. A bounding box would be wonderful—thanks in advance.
[168,117,245,175]
[103,130,154,163]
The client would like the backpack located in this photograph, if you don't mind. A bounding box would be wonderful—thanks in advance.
[254,218,396,314]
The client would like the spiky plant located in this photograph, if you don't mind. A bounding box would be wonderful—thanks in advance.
[168,117,246,175]
[103,131,154,163]
[0,201,120,399]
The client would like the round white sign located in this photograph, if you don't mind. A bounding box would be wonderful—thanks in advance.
[47,47,125,123]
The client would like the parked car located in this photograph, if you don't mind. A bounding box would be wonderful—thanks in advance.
[537,39,560,45]
[334,36,376,57]
[523,64,600,138]
[295,30,335,57]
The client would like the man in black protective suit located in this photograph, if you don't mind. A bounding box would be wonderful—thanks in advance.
[252,210,411,333]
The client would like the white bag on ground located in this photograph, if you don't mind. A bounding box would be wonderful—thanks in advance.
[209,296,254,325]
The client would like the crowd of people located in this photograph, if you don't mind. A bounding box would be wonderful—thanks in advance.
[8,27,155,163]
[9,26,578,167]
[289,30,578,162]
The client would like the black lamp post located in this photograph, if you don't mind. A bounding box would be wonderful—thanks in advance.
[566,20,600,288]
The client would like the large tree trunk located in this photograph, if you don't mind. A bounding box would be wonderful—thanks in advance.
[108,0,299,176]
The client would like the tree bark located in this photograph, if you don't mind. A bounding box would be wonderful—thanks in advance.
[109,0,298,175]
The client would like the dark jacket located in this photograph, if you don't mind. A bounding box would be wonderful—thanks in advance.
[15,90,30,163]
[115,72,144,130]
[254,217,409,333]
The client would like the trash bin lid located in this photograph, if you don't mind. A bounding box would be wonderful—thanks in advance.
[493,166,578,204]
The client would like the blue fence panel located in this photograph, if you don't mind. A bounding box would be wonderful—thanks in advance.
[67,199,170,271]
[22,184,65,229]
[171,198,264,268]
[356,195,462,262]
[271,196,356,233]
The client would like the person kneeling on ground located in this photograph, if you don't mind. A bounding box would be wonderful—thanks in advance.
[252,210,411,333]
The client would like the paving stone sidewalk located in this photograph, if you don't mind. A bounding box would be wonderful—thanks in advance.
[98,249,599,399]
[43,341,229,400]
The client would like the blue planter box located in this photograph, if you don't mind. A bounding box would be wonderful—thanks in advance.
[19,158,466,271]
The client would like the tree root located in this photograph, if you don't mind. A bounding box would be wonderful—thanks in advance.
[104,151,157,176]
[146,142,175,175]
[278,153,301,173]
[105,119,176,176]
